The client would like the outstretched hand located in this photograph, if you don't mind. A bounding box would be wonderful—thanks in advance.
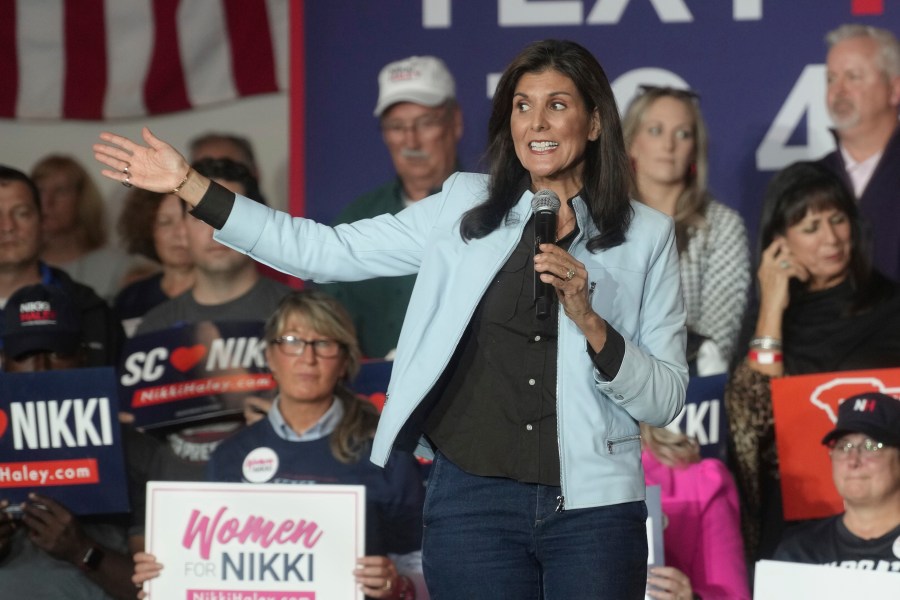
[93,127,190,193]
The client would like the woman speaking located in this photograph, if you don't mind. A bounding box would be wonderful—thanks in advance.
[95,40,687,599]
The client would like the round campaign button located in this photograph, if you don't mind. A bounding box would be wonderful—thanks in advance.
[242,447,279,483]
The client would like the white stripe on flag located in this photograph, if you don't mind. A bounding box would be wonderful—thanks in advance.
[267,0,291,91]
[177,0,237,107]
[103,0,155,119]
[16,0,65,119]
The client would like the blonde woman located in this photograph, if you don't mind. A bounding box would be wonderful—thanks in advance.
[641,422,750,600]
[623,87,750,374]
[133,291,426,599]
[31,154,148,300]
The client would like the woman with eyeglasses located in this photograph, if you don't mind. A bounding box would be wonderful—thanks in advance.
[725,161,900,564]
[623,86,751,374]
[133,290,426,599]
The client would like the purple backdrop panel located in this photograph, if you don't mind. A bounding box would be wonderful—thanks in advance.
[304,1,900,242]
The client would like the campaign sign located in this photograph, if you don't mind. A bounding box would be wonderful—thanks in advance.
[0,367,129,515]
[145,481,366,600]
[754,559,899,599]
[119,321,277,430]
[771,367,900,521]
[643,485,664,600]
[667,374,729,461]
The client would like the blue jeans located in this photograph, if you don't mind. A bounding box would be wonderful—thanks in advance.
[422,452,648,599]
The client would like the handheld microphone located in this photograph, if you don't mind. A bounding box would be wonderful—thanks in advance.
[532,189,561,320]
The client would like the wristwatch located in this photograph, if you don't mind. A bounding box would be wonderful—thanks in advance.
[80,545,105,571]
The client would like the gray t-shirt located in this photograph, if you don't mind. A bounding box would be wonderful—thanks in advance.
[136,276,291,335]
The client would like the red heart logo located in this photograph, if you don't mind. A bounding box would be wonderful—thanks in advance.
[170,345,208,372]
[0,408,7,439]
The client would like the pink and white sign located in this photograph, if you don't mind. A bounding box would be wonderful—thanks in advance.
[145,482,366,600]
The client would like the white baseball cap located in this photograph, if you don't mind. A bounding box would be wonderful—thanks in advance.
[374,56,456,117]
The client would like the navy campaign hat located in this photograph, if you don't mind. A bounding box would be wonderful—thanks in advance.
[821,392,900,447]
[2,284,82,360]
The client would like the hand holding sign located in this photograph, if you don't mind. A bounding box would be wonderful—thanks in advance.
[133,551,163,599]
[22,493,89,564]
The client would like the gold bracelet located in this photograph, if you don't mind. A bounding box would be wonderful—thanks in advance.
[172,168,192,194]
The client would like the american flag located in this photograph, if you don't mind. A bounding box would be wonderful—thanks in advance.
[0,0,290,120]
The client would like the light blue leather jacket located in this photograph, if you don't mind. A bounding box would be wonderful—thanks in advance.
[213,172,687,510]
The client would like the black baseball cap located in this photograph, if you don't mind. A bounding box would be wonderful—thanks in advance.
[821,392,900,447]
[2,284,82,360]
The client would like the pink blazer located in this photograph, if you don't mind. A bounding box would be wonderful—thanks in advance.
[643,450,750,600]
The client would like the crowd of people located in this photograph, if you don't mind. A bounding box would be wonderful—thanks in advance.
[0,21,898,600]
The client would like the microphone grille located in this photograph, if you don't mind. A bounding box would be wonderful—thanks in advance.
[531,189,561,214]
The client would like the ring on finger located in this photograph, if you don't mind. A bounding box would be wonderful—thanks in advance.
[565,267,576,281]
[122,176,132,188]
[778,259,790,269]
[383,578,392,592]
[123,165,130,175]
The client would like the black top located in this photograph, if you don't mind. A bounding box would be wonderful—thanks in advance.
[774,515,900,572]
[424,216,624,486]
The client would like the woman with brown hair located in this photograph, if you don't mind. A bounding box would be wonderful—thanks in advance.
[114,189,194,334]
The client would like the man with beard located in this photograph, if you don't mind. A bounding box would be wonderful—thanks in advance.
[818,24,900,280]
[320,56,464,358]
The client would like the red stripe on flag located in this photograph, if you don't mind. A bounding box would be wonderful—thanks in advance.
[62,0,107,119]
[223,0,278,96]
[0,0,18,118]
[145,0,190,115]
[851,0,883,15]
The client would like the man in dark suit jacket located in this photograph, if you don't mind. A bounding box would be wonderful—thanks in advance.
[818,24,900,280]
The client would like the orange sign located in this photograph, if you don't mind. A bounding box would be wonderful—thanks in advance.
[771,367,900,520]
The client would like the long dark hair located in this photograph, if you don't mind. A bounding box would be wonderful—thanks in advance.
[758,161,886,312]
[460,39,632,252]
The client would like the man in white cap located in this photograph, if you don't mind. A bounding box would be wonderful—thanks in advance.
[774,392,900,571]
[321,56,463,359]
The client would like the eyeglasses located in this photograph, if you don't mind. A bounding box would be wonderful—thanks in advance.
[828,437,887,461]
[381,110,450,139]
[269,336,343,358]
[636,84,701,103]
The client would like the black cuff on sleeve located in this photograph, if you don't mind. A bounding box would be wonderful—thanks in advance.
[189,180,236,230]
[587,325,626,381]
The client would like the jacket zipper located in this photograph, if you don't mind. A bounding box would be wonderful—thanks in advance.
[555,199,589,513]
[607,434,642,454]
